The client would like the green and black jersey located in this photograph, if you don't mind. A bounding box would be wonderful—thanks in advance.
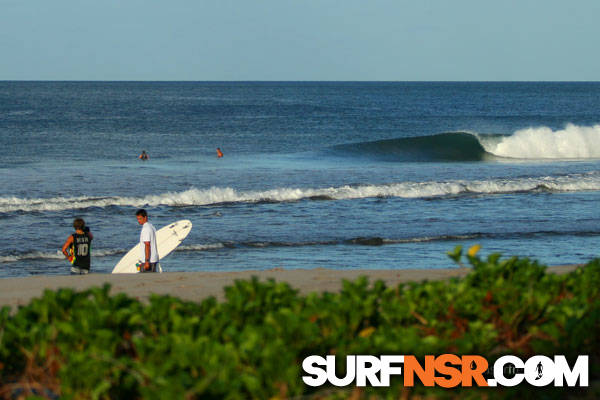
[71,233,92,270]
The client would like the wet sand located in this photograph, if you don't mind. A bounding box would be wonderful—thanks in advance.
[0,265,580,309]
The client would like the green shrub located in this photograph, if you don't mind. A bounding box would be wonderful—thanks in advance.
[0,251,598,399]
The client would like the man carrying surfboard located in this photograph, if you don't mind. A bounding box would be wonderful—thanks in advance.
[112,218,192,274]
[61,218,93,274]
[136,209,159,272]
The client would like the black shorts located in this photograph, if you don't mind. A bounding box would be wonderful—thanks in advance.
[139,263,158,273]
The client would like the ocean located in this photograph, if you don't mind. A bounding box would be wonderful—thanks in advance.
[1,81,599,278]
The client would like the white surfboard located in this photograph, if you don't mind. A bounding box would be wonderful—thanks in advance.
[112,220,192,274]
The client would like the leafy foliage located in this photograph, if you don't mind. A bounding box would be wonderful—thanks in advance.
[0,251,599,399]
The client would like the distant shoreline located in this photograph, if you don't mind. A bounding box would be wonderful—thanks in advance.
[0,265,580,310]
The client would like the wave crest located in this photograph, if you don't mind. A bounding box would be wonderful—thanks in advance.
[481,124,600,159]
[333,124,600,161]
[1,172,600,213]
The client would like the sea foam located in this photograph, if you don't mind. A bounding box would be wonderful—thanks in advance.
[0,248,124,263]
[1,172,599,213]
[481,124,600,159]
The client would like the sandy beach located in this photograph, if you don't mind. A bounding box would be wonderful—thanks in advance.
[0,265,581,310]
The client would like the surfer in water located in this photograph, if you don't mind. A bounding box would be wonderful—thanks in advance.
[62,218,93,275]
[216,147,223,158]
[136,209,159,272]
[139,150,149,161]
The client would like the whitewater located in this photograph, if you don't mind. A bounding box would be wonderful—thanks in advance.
[2,172,599,213]
[479,124,600,159]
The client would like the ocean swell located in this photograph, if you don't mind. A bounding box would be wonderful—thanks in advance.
[334,132,489,161]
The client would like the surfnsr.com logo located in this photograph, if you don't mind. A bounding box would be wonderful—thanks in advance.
[302,355,588,387]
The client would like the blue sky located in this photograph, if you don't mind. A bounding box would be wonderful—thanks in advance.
[1,0,598,81]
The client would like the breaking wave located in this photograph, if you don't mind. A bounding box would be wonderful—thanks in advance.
[480,124,600,159]
[2,172,600,213]
[334,124,600,161]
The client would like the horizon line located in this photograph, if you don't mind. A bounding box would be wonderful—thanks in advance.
[1,79,599,83]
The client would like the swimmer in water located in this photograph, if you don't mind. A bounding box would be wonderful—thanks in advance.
[216,148,223,158]
[139,150,149,161]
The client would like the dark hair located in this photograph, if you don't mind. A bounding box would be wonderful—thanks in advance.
[73,218,85,230]
[136,209,148,217]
